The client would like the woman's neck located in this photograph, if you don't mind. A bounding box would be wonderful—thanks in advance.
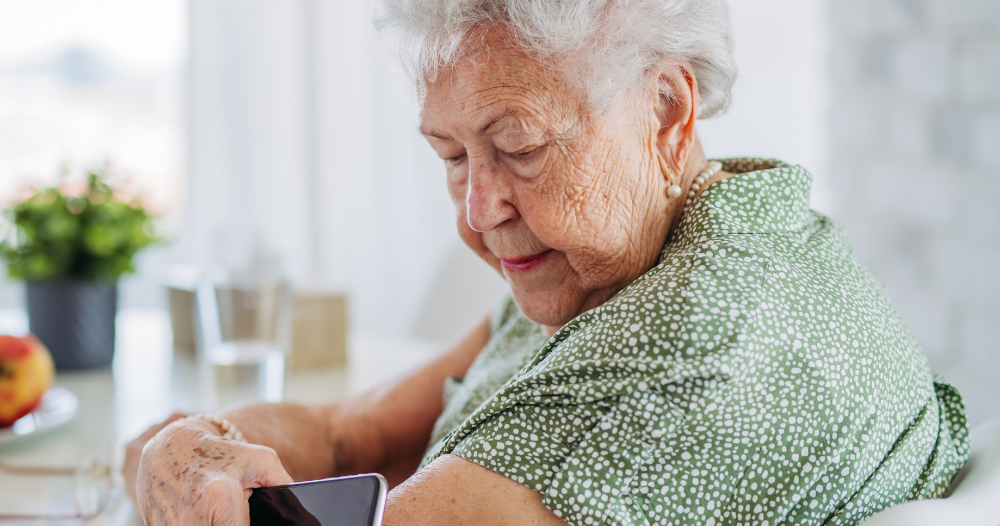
[666,140,735,236]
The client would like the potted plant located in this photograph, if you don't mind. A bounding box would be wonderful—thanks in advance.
[0,170,157,370]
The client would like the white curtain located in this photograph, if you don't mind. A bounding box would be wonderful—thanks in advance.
[180,0,508,340]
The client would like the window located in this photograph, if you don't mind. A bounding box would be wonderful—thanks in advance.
[0,0,186,214]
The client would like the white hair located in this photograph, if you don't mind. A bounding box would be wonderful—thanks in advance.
[375,0,737,117]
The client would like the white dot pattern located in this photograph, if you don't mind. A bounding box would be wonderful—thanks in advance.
[420,159,969,526]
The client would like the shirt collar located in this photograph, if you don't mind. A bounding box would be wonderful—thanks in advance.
[670,158,815,245]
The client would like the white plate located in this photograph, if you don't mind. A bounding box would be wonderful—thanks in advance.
[0,388,79,446]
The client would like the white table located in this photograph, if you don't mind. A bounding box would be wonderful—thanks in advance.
[0,309,442,525]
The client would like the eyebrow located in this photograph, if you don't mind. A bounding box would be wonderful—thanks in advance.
[418,127,452,140]
[418,108,519,140]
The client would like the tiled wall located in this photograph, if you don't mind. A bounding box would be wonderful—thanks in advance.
[828,0,1000,426]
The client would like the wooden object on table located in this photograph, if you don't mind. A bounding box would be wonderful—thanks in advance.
[290,292,348,370]
[166,286,348,369]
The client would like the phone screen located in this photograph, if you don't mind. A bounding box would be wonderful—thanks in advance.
[248,474,386,526]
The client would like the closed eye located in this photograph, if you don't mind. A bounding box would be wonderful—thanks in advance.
[512,148,536,158]
[505,144,544,161]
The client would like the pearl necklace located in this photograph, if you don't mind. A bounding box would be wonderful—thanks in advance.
[685,160,724,206]
[187,413,248,442]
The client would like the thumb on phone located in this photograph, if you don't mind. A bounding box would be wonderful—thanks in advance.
[238,444,295,499]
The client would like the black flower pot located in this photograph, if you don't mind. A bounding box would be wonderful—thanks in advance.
[26,280,117,370]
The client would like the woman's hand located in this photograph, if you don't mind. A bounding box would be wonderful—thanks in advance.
[125,317,491,523]
[124,412,187,506]
[135,417,293,525]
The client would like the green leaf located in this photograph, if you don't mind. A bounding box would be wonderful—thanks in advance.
[0,169,159,280]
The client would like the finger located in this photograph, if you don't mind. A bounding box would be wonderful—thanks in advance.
[124,428,163,506]
[205,479,251,526]
[124,417,184,506]
[165,412,188,425]
[232,492,252,526]
[137,413,188,444]
[122,452,140,506]
[136,412,188,444]
[241,445,294,494]
[134,423,166,446]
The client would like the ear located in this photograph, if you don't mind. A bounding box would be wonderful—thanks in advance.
[653,61,700,177]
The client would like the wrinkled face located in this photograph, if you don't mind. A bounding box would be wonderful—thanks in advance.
[419,36,672,331]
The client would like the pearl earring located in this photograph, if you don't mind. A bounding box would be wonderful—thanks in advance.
[667,172,683,199]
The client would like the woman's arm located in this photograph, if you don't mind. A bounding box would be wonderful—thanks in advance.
[129,316,490,522]
[383,454,570,526]
[220,315,490,485]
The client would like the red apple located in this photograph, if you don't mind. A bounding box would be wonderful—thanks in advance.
[0,334,55,427]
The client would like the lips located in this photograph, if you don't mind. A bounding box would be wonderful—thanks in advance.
[500,250,552,272]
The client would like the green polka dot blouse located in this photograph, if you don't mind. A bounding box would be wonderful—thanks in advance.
[421,159,969,526]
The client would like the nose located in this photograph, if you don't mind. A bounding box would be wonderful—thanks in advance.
[466,156,517,232]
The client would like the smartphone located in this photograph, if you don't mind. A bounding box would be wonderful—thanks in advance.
[248,473,388,526]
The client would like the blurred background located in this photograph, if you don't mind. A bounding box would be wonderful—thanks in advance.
[0,0,996,421]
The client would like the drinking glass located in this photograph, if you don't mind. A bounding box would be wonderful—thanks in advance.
[0,456,114,520]
[195,274,293,411]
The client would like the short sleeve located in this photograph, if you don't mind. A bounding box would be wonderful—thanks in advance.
[451,388,691,525]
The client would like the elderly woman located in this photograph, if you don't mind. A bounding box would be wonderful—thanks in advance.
[128,0,969,524]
